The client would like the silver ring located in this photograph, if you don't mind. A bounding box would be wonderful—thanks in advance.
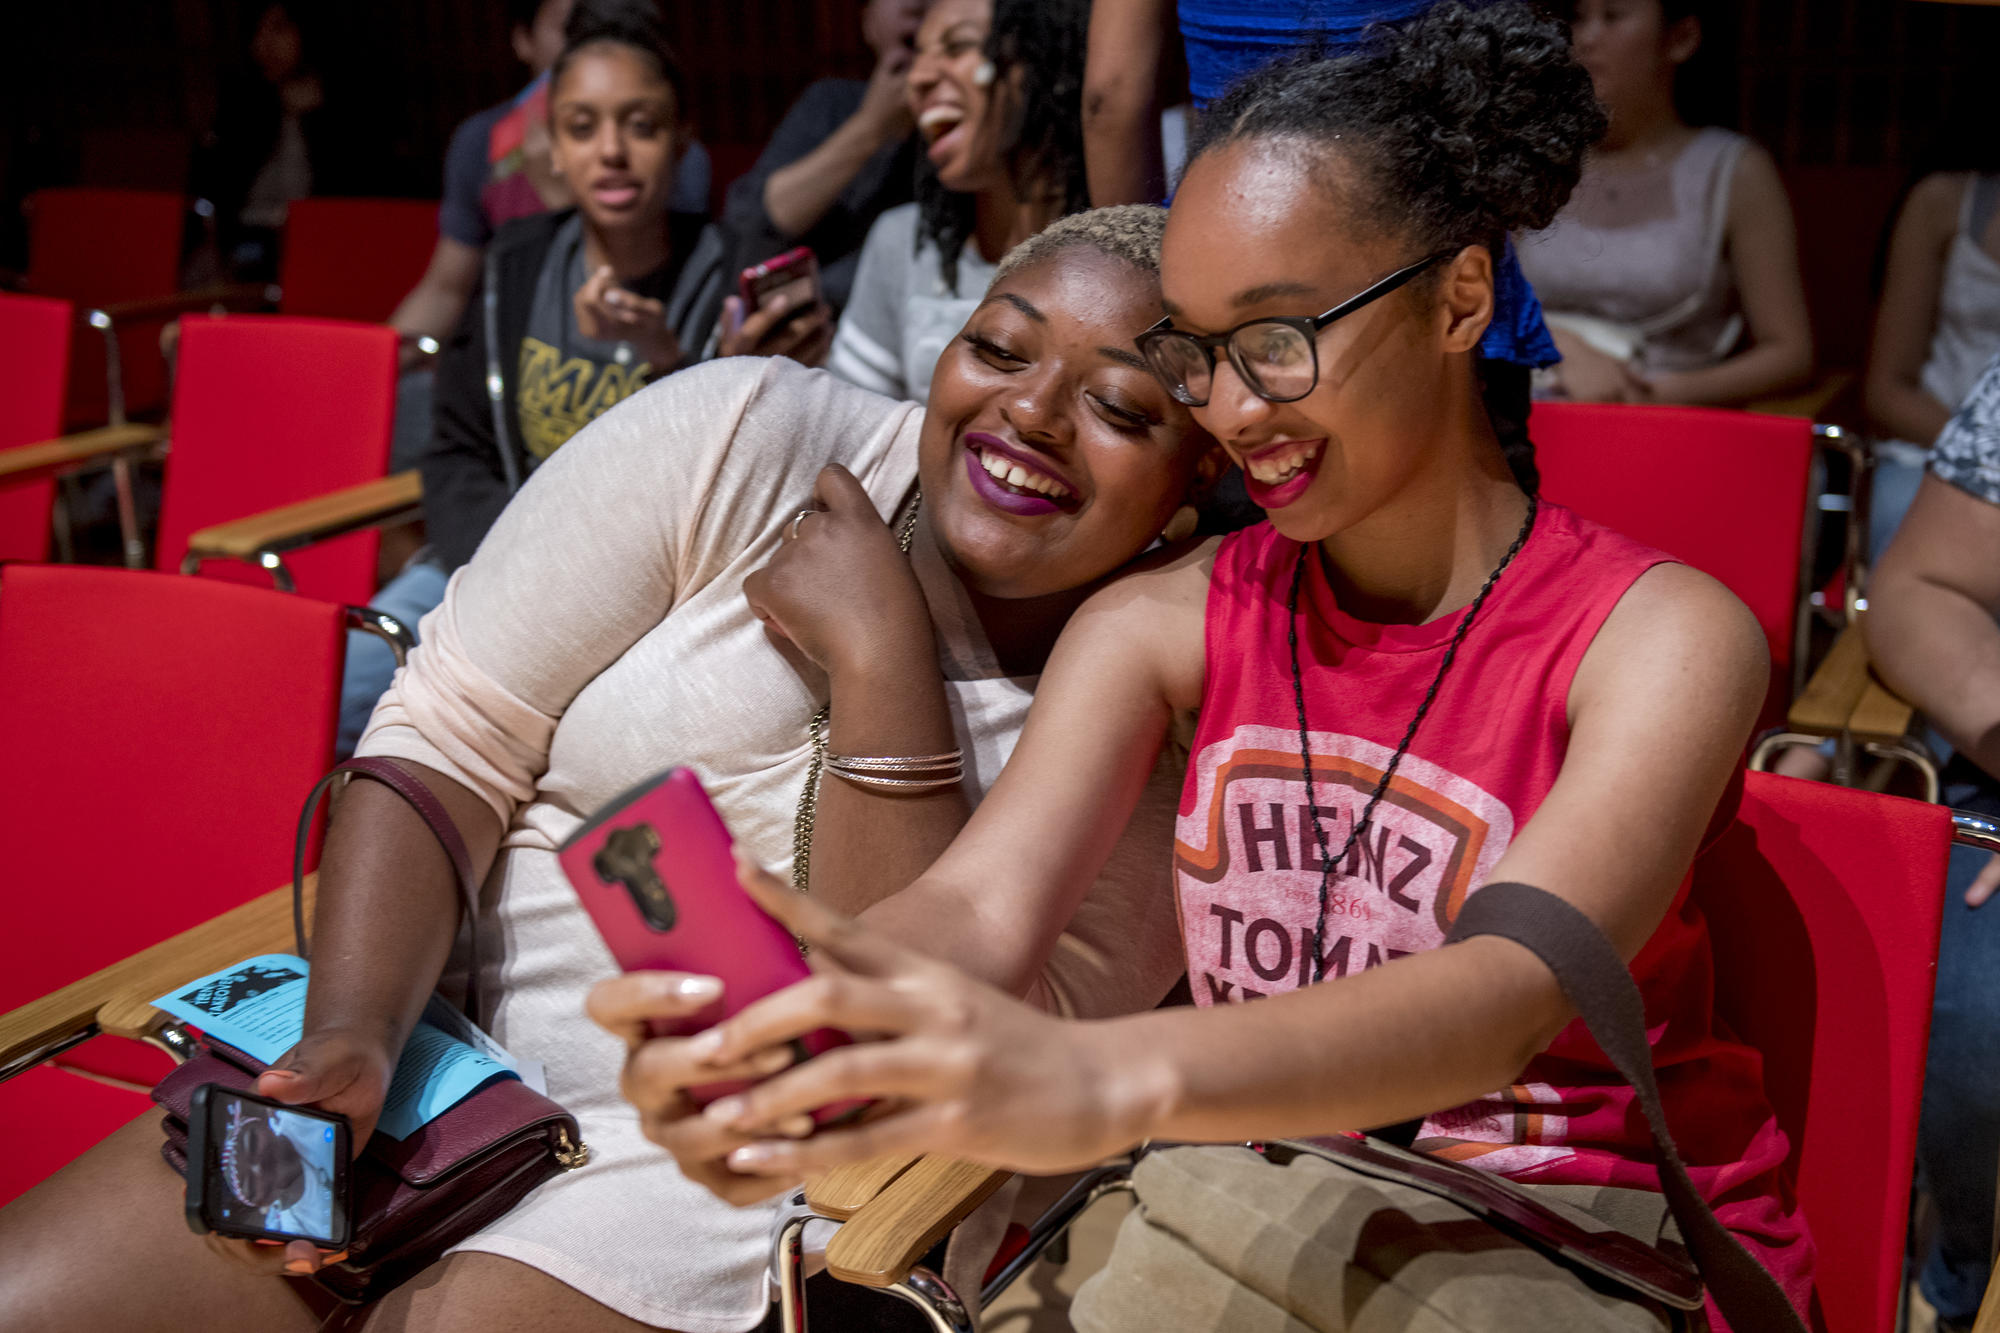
[787,509,819,541]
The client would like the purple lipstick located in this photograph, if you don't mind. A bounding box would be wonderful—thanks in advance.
[960,432,1079,517]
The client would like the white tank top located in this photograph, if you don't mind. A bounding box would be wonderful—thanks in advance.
[1878,173,2000,464]
[1516,127,1748,375]
[1921,175,2000,414]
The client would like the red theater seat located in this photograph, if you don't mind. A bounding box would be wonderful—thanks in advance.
[159,314,399,606]
[1532,402,1820,731]
[0,294,74,562]
[24,188,185,426]
[0,565,347,1203]
[278,197,439,323]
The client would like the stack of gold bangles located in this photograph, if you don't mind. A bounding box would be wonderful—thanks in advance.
[822,747,964,792]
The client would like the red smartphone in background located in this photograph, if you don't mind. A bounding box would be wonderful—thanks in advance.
[737,246,820,330]
[559,766,858,1119]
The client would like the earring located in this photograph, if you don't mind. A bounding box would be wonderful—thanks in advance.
[972,58,996,87]
[1161,504,1199,544]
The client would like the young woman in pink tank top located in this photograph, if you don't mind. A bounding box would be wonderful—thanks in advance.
[602,6,1811,1325]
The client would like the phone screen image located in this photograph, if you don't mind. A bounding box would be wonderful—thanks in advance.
[191,1088,350,1248]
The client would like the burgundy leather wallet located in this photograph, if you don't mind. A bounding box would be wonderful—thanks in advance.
[155,1036,583,1303]
[153,757,586,1305]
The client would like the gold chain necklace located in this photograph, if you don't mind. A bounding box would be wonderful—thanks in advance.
[790,490,924,892]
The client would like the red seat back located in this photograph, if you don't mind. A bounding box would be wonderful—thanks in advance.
[1532,402,1816,727]
[0,565,345,1201]
[156,315,398,605]
[26,188,185,426]
[1693,773,1949,1333]
[278,197,440,323]
[0,294,73,561]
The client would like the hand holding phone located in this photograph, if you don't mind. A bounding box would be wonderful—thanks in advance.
[739,247,821,326]
[560,767,860,1121]
[186,1086,353,1251]
[719,247,832,365]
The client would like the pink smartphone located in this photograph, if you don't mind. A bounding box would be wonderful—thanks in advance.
[559,766,858,1118]
[737,245,820,328]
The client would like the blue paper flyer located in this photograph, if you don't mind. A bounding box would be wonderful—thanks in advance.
[154,955,520,1140]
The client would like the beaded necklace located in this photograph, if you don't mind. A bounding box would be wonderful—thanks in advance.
[1287,494,1538,981]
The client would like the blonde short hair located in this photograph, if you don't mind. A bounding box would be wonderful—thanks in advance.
[990,204,1169,289]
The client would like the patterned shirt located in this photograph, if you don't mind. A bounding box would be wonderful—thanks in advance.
[1932,351,2000,506]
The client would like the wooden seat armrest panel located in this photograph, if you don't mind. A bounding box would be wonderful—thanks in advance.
[1747,369,1856,422]
[0,879,312,1077]
[1785,622,1873,738]
[1976,1268,2000,1333]
[96,991,180,1045]
[824,1156,1013,1288]
[805,1154,926,1221]
[185,471,423,561]
[0,423,165,484]
[87,283,276,326]
[1848,672,1918,746]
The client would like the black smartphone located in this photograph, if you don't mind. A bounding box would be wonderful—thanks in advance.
[184,1084,353,1250]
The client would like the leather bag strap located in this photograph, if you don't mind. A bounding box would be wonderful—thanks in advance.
[294,756,485,1019]
[1445,882,1806,1333]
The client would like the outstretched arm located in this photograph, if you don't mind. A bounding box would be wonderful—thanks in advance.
[639,564,1765,1189]
[857,542,1211,995]
[589,545,1210,1202]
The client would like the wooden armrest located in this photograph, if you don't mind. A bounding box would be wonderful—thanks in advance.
[185,472,423,561]
[824,1156,1013,1288]
[1784,619,1922,747]
[1747,370,1855,422]
[1976,1264,2000,1333]
[0,879,312,1079]
[86,283,275,326]
[0,423,164,484]
[805,1154,925,1221]
[1848,670,1918,745]
[1785,622,1871,738]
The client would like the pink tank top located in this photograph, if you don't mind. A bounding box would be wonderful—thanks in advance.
[1176,504,1811,1323]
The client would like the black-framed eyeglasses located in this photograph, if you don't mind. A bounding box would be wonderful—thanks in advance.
[1134,251,1454,407]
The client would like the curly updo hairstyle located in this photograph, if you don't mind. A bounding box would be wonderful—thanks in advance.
[1187,2,1607,493]
[916,0,1093,296]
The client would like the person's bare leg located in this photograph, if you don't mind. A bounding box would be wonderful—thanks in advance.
[364,1252,721,1333]
[0,1114,327,1333]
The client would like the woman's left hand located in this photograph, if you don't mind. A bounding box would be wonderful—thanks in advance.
[574,264,683,372]
[742,464,933,675]
[601,855,1171,1197]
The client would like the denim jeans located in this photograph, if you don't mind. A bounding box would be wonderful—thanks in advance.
[391,368,436,474]
[1919,758,2000,1322]
[1871,451,1928,564]
[337,559,449,758]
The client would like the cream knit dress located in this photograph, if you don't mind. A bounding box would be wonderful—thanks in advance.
[355,357,1185,1330]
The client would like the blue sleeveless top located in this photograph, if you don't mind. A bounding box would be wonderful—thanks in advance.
[1176,0,1558,369]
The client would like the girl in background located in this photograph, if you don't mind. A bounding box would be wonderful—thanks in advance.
[1517,0,1813,407]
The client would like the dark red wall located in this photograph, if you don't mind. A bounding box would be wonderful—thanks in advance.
[8,0,1995,359]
